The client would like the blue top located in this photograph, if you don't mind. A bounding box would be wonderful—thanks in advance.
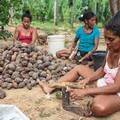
[75,26,100,52]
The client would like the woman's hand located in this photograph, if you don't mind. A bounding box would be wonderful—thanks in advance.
[68,88,88,100]
[78,78,90,87]
[21,42,29,46]
[79,52,92,62]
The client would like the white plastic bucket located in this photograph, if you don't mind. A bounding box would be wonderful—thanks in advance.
[47,35,65,57]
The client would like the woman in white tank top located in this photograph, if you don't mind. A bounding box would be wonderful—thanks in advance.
[97,52,120,96]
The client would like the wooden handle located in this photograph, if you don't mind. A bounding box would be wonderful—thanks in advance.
[48,82,85,89]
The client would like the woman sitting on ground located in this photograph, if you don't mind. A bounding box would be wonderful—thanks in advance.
[39,11,120,117]
[56,10,100,62]
[13,10,38,46]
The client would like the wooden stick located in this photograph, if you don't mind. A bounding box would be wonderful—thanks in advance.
[48,82,85,89]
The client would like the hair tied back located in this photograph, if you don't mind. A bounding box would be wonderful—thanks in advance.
[24,10,31,15]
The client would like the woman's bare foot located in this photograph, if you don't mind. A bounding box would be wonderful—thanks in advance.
[37,80,54,94]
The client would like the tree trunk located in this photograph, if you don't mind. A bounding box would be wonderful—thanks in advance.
[69,0,75,28]
[59,1,64,22]
[8,0,14,25]
[109,0,120,15]
[9,6,14,25]
[54,0,58,25]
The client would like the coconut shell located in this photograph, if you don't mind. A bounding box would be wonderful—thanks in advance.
[3,74,10,79]
[40,71,47,78]
[23,79,29,84]
[43,62,51,67]
[37,64,44,70]
[0,89,6,99]
[27,83,32,90]
[18,82,26,88]
[0,67,3,72]
[15,78,23,84]
[12,81,18,89]
[4,78,12,83]
[11,72,20,79]
[12,47,19,52]
[0,80,3,86]
[32,73,38,80]
[1,82,8,88]
[21,61,28,67]
[11,52,18,61]
[7,83,13,90]
[2,50,8,60]
[32,53,38,60]
[8,63,16,71]
[37,60,43,64]
[30,80,36,87]
[29,71,34,77]
[0,60,4,66]
[27,63,33,68]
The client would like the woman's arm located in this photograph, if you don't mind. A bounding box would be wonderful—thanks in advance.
[86,69,120,96]
[13,27,19,45]
[88,66,105,82]
[31,28,38,45]
[80,58,106,85]
[70,37,79,52]
[70,68,120,100]
[81,66,105,86]
[79,38,99,62]
[89,38,99,55]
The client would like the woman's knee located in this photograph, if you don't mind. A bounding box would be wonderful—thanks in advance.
[91,96,109,117]
[74,65,84,70]
[91,102,107,116]
[74,65,91,74]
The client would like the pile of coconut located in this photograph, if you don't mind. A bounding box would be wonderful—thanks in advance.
[0,44,76,98]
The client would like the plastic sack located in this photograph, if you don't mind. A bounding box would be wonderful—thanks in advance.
[0,104,29,120]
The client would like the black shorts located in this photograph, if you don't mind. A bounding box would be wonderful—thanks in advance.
[76,50,92,61]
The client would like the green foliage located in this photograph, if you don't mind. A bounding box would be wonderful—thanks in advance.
[11,0,23,19]
[0,28,13,40]
[12,0,111,25]
[0,0,12,40]
[20,0,54,21]
[0,0,10,26]
[0,0,111,29]
[95,0,111,23]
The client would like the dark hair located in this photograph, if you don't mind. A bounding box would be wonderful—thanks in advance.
[105,11,120,37]
[79,10,96,22]
[22,10,32,22]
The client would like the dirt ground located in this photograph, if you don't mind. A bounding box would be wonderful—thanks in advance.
[0,86,120,120]
[0,26,120,120]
